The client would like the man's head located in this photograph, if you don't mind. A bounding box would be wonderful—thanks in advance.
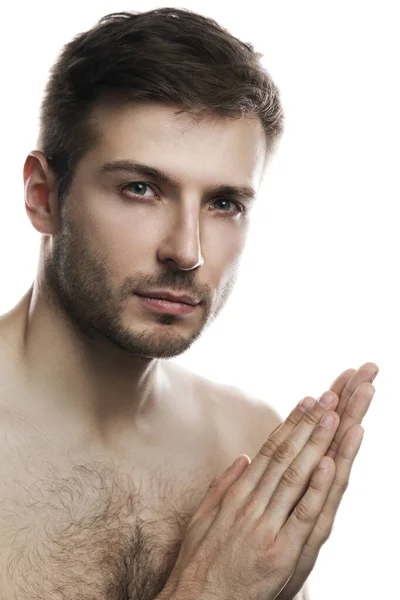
[25,7,284,359]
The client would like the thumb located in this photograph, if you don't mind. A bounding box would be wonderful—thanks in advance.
[190,454,251,526]
[209,454,250,489]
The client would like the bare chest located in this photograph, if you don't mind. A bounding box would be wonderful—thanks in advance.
[0,434,218,600]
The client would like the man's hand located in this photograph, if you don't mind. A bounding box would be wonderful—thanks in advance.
[274,362,379,600]
[160,391,343,600]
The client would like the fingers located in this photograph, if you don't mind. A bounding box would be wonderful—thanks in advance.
[326,362,378,460]
[265,363,377,463]
[237,391,339,499]
[329,367,357,401]
[283,423,364,582]
[327,360,378,461]
[189,454,250,527]
[267,395,317,444]
[326,381,374,459]
[272,424,365,600]
[308,424,364,545]
[258,410,340,532]
[277,455,336,554]
[224,392,338,524]
[329,362,379,420]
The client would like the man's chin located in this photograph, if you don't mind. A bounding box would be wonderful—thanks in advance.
[105,325,203,359]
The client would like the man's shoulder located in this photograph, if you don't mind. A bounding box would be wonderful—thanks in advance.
[202,375,284,457]
[215,381,284,441]
[165,361,283,451]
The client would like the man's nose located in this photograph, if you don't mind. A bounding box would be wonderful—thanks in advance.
[157,207,204,271]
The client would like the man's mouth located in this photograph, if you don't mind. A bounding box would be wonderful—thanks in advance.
[135,294,199,315]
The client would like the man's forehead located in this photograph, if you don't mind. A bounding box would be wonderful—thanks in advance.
[90,100,267,190]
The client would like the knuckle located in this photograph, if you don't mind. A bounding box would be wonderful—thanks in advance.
[319,525,332,545]
[307,433,325,449]
[328,437,340,455]
[308,473,326,493]
[293,499,315,523]
[238,496,259,520]
[209,476,221,489]
[221,485,239,505]
[343,404,357,420]
[281,464,303,488]
[221,481,249,507]
[286,412,300,428]
[260,437,279,459]
[336,446,353,464]
[333,475,349,493]
[274,440,298,464]
[313,519,332,545]
[302,410,322,427]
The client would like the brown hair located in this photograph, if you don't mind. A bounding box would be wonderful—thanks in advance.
[38,7,284,209]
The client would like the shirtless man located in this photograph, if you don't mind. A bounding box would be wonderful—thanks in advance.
[0,7,378,600]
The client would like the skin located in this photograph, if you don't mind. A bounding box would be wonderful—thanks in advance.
[9,100,266,446]
[0,98,379,598]
[269,364,379,600]
[155,365,378,600]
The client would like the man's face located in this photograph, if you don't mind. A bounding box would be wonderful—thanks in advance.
[44,101,267,358]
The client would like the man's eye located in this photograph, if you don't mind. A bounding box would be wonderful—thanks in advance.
[120,184,245,216]
[212,199,245,214]
[121,182,155,197]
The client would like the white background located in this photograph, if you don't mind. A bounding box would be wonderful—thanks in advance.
[0,1,398,598]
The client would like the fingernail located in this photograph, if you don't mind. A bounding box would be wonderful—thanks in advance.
[318,392,335,406]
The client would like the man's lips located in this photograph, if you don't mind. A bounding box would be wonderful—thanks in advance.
[136,290,200,305]
[136,294,199,315]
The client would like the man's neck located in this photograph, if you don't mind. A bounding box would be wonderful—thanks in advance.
[1,283,172,441]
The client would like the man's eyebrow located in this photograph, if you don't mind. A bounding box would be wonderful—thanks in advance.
[97,160,256,201]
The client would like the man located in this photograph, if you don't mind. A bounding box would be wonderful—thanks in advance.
[0,7,378,600]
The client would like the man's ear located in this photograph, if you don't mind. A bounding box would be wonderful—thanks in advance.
[23,150,59,235]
